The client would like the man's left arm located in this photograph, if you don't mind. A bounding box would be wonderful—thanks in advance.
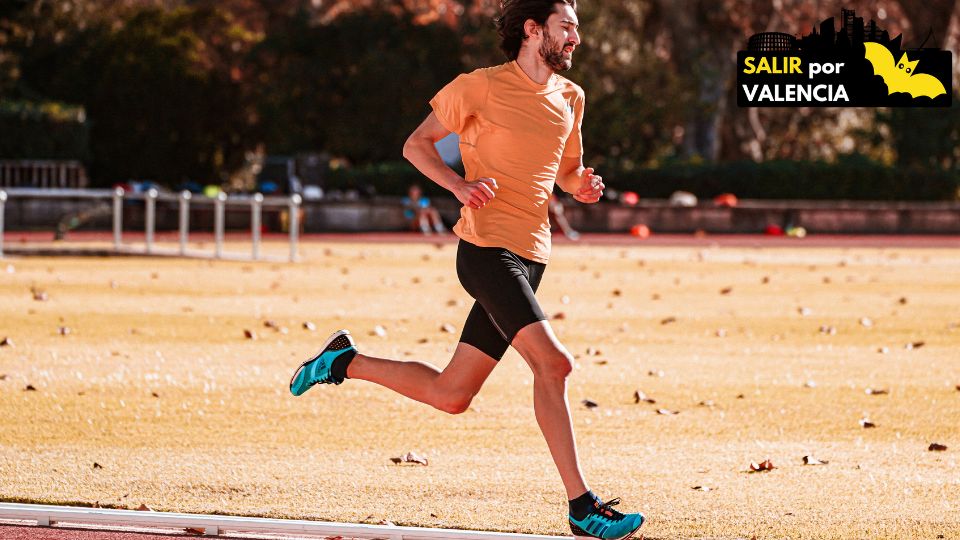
[557,156,604,203]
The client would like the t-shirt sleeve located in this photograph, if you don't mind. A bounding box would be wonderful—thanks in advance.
[429,70,488,134]
[562,87,585,158]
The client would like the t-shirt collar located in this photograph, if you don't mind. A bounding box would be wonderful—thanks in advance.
[510,60,555,91]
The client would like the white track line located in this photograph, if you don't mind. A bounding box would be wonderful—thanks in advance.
[0,503,570,539]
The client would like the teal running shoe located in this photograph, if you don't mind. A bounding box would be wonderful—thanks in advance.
[289,329,356,396]
[569,497,645,540]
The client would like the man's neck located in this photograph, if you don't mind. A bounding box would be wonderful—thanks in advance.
[515,48,555,85]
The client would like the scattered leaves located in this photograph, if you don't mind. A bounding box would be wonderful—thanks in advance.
[691,485,713,491]
[819,325,836,335]
[552,312,566,320]
[302,321,317,331]
[58,326,71,336]
[93,462,103,469]
[720,287,733,295]
[802,455,828,465]
[440,323,456,333]
[151,392,159,398]
[749,460,775,472]
[928,443,948,452]
[633,390,656,404]
[390,452,428,466]
[582,399,599,409]
[0,337,11,347]
[865,388,889,396]
[648,369,664,377]
[656,408,678,415]
[904,341,925,350]
[612,289,622,297]
[798,307,812,316]
[660,316,677,325]
[263,320,279,329]
[184,527,205,535]
[243,329,257,340]
[715,329,727,337]
[859,418,876,429]
[372,325,387,338]
[898,297,908,305]
[877,347,890,354]
[0,374,7,381]
[803,380,817,388]
[136,504,154,511]
[586,347,602,356]
[698,400,715,407]
[31,287,48,301]
[859,317,874,328]
[24,384,36,391]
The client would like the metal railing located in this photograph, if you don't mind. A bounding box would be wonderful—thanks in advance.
[0,188,301,262]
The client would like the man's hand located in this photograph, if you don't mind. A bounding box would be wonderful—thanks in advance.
[573,167,603,203]
[453,177,498,209]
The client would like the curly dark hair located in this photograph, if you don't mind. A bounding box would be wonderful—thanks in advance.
[495,0,577,61]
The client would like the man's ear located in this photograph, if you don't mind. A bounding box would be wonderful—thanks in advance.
[523,18,540,39]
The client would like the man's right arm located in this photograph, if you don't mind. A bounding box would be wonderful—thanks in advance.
[402,112,497,209]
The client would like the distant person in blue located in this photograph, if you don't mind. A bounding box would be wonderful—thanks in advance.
[403,184,446,234]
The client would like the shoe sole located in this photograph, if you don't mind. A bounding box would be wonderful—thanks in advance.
[289,329,352,391]
[571,521,643,540]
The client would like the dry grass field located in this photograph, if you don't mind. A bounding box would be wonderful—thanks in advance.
[1,239,958,539]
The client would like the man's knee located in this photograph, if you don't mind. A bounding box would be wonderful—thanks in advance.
[531,349,574,379]
[437,390,473,415]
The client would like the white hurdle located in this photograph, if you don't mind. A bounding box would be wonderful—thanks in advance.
[0,188,301,262]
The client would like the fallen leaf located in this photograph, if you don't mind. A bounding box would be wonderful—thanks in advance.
[594,360,608,365]
[151,392,159,398]
[819,325,836,335]
[803,380,817,388]
[582,399,599,409]
[378,520,396,526]
[698,400,715,407]
[691,485,713,491]
[860,317,874,328]
[243,329,257,340]
[656,408,678,415]
[928,443,948,452]
[24,384,36,391]
[390,452,428,466]
[859,418,876,429]
[0,374,7,380]
[720,287,733,295]
[0,337,11,347]
[877,347,890,354]
[93,462,103,469]
[263,320,279,329]
[31,287,48,301]
[955,385,960,392]
[648,369,665,377]
[898,297,908,305]
[865,388,889,395]
[660,316,677,325]
[798,307,812,316]
[560,295,571,304]
[184,527,205,535]
[802,455,828,465]
[372,325,387,338]
[552,312,566,320]
[715,329,727,337]
[736,393,746,399]
[612,289,622,296]
[136,504,153,511]
[633,390,656,404]
[58,326,71,336]
[440,323,456,333]
[302,321,317,331]
[761,276,770,284]
[904,341,925,350]
[651,293,661,300]
[586,347,602,356]
[749,459,775,472]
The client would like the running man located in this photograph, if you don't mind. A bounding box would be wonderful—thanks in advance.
[290,1,645,538]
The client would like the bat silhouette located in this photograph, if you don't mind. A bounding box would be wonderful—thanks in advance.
[864,42,946,98]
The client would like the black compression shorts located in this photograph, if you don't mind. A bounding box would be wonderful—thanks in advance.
[455,239,547,360]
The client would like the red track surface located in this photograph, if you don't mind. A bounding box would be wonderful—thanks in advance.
[3,231,959,248]
[1,524,203,540]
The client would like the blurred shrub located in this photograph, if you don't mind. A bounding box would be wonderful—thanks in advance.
[614,154,958,201]
[0,100,90,160]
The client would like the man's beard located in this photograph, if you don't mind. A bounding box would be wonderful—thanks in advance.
[539,27,573,72]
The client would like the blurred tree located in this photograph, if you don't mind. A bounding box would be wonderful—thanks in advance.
[252,7,463,163]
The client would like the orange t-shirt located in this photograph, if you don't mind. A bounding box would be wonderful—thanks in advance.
[430,61,584,263]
